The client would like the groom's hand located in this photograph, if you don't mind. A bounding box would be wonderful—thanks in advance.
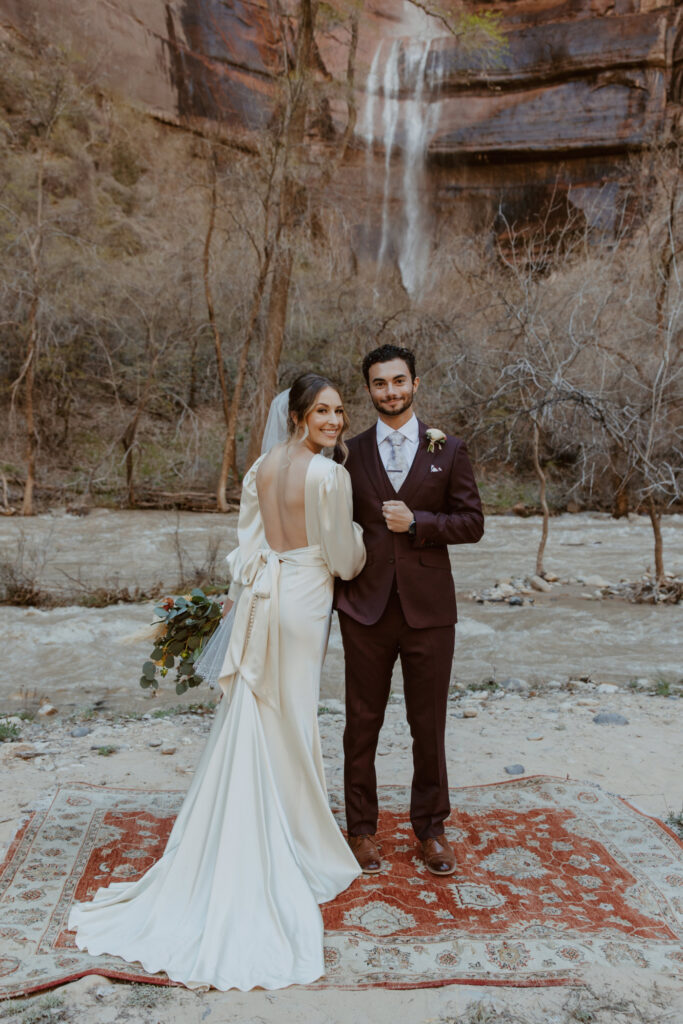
[382,500,414,533]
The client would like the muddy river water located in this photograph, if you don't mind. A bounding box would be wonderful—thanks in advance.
[1,509,681,713]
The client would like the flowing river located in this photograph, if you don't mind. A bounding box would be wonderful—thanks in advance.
[1,509,681,714]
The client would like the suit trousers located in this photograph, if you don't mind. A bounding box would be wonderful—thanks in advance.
[339,586,455,841]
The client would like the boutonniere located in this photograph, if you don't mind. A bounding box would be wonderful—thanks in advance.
[425,428,446,454]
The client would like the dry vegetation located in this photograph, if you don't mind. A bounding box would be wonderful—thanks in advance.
[0,8,681,575]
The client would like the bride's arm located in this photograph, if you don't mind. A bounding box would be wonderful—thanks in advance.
[224,458,266,601]
[318,463,366,580]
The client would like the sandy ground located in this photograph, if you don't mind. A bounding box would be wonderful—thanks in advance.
[1,682,682,1023]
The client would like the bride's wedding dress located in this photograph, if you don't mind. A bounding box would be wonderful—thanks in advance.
[68,451,365,990]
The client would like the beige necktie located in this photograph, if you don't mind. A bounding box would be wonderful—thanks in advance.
[386,431,409,491]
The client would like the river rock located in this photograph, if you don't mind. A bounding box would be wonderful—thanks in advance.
[597,683,619,694]
[500,677,529,693]
[508,596,524,606]
[530,575,552,592]
[462,708,478,718]
[12,744,37,758]
[583,575,611,588]
[161,745,177,755]
[37,703,58,717]
[504,764,525,775]
[70,726,91,738]
[593,711,629,726]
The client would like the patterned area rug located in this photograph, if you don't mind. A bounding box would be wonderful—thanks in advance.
[1,777,682,996]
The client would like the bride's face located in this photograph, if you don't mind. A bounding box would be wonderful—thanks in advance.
[300,386,345,452]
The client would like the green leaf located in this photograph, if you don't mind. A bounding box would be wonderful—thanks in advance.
[139,675,152,689]
[164,653,175,668]
[151,646,164,661]
[142,661,157,681]
[175,681,188,695]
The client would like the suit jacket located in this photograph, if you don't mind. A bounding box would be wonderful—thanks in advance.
[334,419,484,628]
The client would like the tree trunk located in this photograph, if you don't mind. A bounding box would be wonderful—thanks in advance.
[215,256,272,508]
[203,152,230,428]
[648,497,664,585]
[21,152,45,516]
[245,247,294,467]
[531,419,549,577]
[21,321,37,516]
[612,478,629,518]
[121,417,138,507]
[121,329,161,508]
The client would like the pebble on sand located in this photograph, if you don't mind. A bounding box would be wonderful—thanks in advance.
[500,677,529,693]
[37,704,58,717]
[593,711,629,726]
[505,764,525,775]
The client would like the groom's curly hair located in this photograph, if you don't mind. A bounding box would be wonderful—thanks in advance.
[362,344,417,384]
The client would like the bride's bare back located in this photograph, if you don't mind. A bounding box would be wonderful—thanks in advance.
[256,445,314,553]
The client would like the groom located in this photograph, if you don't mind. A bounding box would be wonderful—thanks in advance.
[335,344,484,876]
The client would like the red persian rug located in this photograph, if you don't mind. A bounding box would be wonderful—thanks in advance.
[1,777,682,996]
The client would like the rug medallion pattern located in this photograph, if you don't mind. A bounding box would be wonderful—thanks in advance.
[0,777,681,995]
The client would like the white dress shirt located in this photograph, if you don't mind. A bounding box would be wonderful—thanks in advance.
[376,414,419,477]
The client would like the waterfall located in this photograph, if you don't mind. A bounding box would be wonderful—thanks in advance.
[361,37,444,297]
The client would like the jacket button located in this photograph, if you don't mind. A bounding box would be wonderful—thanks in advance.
[388,558,395,564]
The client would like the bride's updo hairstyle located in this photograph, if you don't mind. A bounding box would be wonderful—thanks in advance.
[288,373,350,463]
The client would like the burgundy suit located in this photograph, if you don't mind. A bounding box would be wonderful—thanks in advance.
[335,419,484,840]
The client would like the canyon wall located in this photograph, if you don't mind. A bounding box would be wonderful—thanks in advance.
[2,0,681,241]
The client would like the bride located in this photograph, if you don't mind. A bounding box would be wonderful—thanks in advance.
[68,373,366,991]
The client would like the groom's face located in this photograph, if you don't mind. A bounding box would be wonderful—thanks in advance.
[366,358,419,420]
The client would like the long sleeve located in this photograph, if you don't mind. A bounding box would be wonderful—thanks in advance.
[316,462,366,580]
[413,440,484,547]
[226,457,266,600]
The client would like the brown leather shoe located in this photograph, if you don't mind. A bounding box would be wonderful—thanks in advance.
[348,834,382,874]
[421,834,457,876]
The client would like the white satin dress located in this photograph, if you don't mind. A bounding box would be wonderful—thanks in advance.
[68,453,365,990]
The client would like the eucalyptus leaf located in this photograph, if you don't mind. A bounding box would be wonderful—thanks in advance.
[142,661,157,681]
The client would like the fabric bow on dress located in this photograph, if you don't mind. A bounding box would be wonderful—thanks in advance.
[220,545,326,712]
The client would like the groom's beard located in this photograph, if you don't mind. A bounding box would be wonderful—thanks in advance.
[371,393,414,418]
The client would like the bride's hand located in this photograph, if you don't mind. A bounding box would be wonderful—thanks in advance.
[222,598,234,619]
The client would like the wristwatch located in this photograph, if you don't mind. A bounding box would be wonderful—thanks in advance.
[408,518,416,537]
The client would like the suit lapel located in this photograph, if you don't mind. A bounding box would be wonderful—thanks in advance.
[357,427,395,503]
[398,420,435,505]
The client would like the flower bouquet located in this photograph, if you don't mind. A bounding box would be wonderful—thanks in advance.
[139,589,223,695]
